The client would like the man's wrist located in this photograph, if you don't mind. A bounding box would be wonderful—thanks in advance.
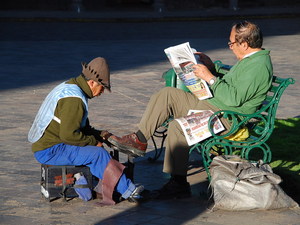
[208,76,217,86]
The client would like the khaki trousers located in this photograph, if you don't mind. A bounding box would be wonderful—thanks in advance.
[138,87,230,176]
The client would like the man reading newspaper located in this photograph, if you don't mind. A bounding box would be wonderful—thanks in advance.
[164,42,224,145]
[164,42,213,101]
[108,21,273,200]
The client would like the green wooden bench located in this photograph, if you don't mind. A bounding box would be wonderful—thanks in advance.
[150,61,295,181]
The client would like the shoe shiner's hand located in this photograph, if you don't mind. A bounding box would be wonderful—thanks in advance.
[100,130,113,147]
[100,130,113,140]
[96,141,103,147]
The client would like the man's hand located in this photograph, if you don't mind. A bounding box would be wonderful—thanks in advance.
[99,130,113,147]
[194,52,216,73]
[96,142,103,147]
[193,64,214,83]
[100,130,113,141]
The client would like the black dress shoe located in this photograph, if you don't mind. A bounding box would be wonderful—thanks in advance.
[153,179,191,200]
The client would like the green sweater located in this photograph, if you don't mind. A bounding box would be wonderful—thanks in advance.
[32,75,100,152]
[207,50,273,114]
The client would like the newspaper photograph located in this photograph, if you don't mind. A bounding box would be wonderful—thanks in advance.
[164,42,213,100]
[175,110,225,146]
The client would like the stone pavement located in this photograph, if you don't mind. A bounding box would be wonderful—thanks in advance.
[0,8,300,225]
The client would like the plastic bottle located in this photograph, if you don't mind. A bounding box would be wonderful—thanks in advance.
[74,172,92,201]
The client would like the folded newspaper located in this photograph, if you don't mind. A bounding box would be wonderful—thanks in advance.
[164,42,213,100]
[176,110,224,146]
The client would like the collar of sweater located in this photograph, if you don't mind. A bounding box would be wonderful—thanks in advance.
[67,75,93,99]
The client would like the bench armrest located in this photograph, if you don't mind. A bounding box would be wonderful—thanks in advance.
[207,110,264,140]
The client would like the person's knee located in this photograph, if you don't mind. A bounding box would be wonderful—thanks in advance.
[92,146,111,160]
[161,86,177,95]
[148,87,171,104]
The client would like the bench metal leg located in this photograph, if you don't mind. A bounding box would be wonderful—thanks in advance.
[148,128,167,162]
[126,155,135,182]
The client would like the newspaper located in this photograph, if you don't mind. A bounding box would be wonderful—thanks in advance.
[175,110,225,146]
[164,42,213,100]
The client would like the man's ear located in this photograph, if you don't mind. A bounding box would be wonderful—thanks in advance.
[87,79,95,89]
[242,41,249,50]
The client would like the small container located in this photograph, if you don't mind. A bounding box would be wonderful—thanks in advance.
[74,172,92,201]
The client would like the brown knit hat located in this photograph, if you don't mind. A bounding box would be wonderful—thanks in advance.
[81,57,111,92]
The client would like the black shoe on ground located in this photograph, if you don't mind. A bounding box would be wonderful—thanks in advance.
[153,179,191,200]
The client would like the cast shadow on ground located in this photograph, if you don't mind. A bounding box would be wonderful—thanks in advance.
[94,151,211,225]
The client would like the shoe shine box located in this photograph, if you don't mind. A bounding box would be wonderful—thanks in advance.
[40,164,93,201]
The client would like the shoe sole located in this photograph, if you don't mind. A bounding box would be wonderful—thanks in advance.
[108,137,146,157]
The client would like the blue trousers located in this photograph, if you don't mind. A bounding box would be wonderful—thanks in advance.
[34,143,135,199]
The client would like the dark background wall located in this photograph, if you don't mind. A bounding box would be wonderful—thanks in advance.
[1,0,300,11]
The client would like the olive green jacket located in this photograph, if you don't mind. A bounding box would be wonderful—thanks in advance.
[32,75,101,152]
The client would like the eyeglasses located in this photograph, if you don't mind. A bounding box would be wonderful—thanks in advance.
[228,41,237,47]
